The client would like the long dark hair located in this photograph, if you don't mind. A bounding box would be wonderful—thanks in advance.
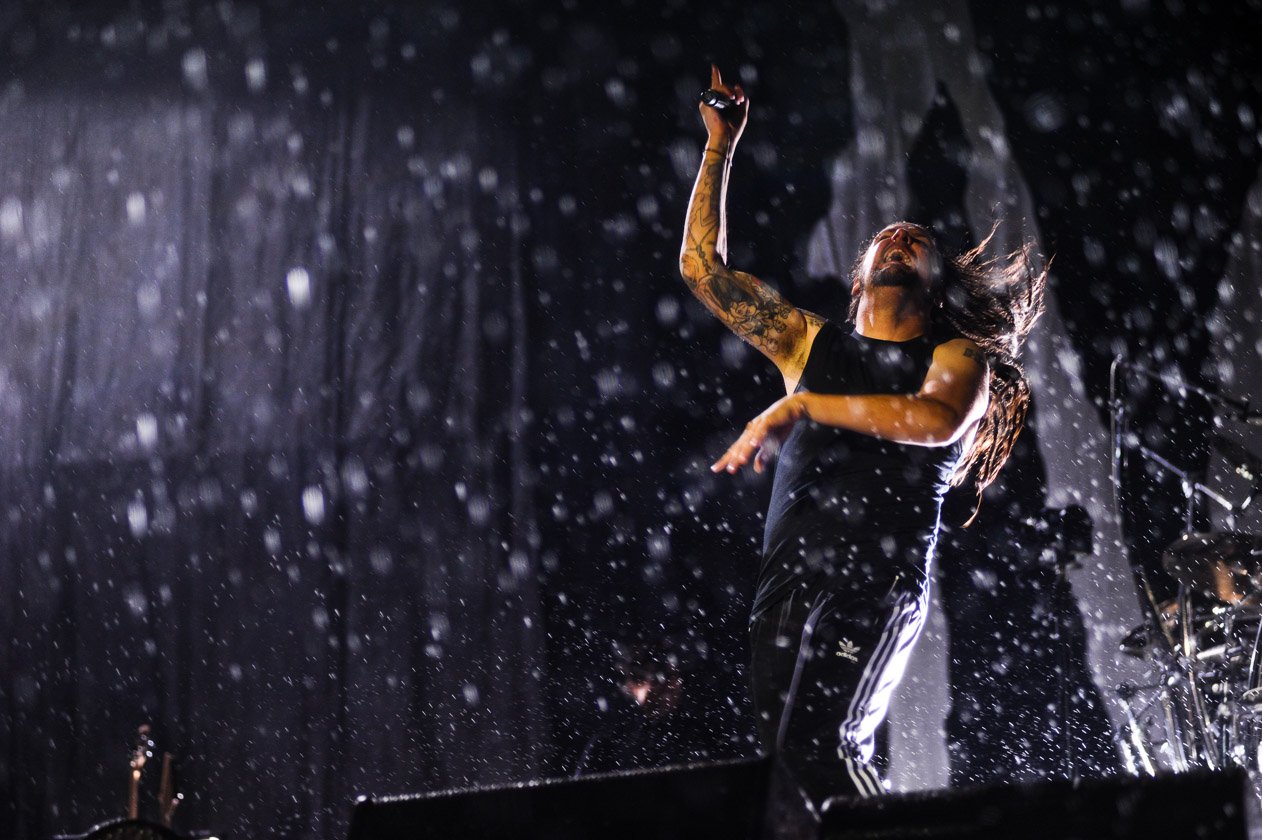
[848,223,1047,516]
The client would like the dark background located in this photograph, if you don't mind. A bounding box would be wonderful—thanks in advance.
[2,1,1261,838]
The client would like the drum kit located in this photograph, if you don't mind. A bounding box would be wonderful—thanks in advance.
[1116,532,1262,777]
[1109,358,1262,785]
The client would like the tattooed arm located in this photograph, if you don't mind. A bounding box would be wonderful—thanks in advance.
[678,66,821,394]
[711,339,989,473]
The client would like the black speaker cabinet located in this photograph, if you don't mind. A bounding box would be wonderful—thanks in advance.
[821,769,1249,840]
[348,755,772,840]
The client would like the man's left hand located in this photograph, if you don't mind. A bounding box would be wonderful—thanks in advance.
[711,394,808,474]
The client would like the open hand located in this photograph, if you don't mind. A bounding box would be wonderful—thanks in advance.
[711,394,807,474]
[699,64,749,150]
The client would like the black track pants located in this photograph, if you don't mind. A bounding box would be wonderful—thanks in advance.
[748,575,928,808]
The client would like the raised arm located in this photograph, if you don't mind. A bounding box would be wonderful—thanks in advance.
[712,339,989,474]
[678,65,819,391]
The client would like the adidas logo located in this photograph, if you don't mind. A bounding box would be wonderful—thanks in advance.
[836,638,861,662]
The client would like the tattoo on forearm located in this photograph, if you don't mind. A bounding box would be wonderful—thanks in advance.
[681,147,800,357]
[686,153,726,265]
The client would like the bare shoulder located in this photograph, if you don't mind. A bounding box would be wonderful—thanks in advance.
[933,337,987,368]
[922,336,989,420]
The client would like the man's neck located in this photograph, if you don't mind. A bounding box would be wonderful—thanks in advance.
[854,288,928,341]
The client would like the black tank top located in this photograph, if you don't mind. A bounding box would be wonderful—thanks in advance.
[752,320,965,617]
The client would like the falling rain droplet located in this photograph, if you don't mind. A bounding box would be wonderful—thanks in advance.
[287,267,311,308]
[0,197,22,238]
[1024,92,1066,133]
[182,48,209,90]
[127,498,149,537]
[136,413,158,451]
[126,192,146,225]
[245,58,267,92]
[302,485,325,525]
[124,583,148,618]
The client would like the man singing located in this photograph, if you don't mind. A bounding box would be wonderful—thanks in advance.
[678,66,1045,808]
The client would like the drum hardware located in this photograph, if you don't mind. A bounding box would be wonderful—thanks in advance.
[1109,355,1262,789]
[1120,623,1155,659]
[1162,531,1262,606]
[1193,643,1247,663]
[1118,710,1157,775]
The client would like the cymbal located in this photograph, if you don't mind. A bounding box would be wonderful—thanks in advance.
[1162,532,1262,605]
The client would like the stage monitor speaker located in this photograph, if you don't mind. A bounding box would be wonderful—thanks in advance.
[821,769,1248,840]
[348,755,772,840]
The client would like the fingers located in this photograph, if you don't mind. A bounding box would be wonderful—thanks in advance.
[710,438,737,473]
[711,399,795,476]
[709,65,747,104]
[710,425,765,474]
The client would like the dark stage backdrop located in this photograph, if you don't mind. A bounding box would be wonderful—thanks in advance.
[3,2,1262,840]
[0,3,844,837]
[1,9,558,838]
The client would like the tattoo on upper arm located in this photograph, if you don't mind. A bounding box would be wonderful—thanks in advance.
[962,346,984,365]
[686,269,798,356]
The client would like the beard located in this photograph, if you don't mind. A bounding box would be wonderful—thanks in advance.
[869,261,918,288]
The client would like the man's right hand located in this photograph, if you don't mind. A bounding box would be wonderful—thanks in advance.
[700,64,748,151]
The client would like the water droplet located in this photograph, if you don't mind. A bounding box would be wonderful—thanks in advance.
[126,192,146,225]
[182,48,208,90]
[245,58,267,92]
[287,267,311,308]
[301,485,325,525]
[264,526,281,555]
[0,196,23,238]
[127,498,149,537]
[136,413,158,451]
